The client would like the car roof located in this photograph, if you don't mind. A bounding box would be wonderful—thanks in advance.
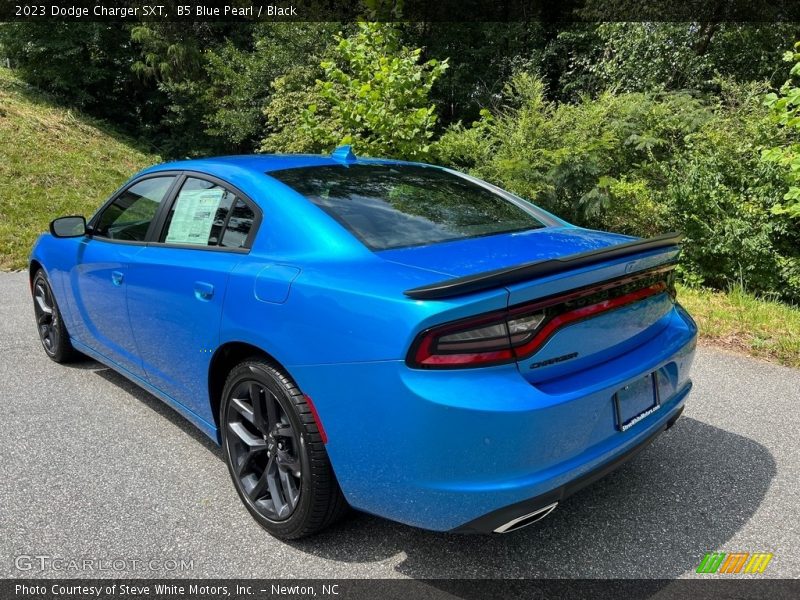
[131,148,443,259]
[139,148,431,179]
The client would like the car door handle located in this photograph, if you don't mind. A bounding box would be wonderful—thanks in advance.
[194,281,215,301]
[111,271,124,286]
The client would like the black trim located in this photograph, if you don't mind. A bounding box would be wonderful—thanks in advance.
[151,170,263,252]
[451,403,685,534]
[87,171,183,244]
[404,232,683,300]
[148,172,187,243]
[48,215,87,238]
[85,170,263,253]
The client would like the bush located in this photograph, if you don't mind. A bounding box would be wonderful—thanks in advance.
[261,23,447,160]
[435,73,800,303]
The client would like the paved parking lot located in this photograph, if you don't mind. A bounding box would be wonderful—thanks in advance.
[1,270,798,579]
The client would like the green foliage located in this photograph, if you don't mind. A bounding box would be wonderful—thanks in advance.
[203,23,339,151]
[436,73,800,303]
[3,20,800,306]
[285,23,448,159]
[0,22,161,132]
[762,41,800,219]
[260,64,324,153]
[436,73,702,233]
[678,283,800,368]
[555,22,798,100]
[402,22,550,125]
[129,22,255,156]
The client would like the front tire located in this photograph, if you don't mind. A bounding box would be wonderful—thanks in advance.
[32,269,79,363]
[220,359,348,539]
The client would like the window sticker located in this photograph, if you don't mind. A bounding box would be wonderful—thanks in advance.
[165,189,225,245]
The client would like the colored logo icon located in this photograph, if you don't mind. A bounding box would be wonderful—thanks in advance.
[696,552,773,574]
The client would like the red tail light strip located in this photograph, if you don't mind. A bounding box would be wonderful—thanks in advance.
[413,346,515,367]
[508,281,667,360]
[409,269,673,369]
[507,264,674,316]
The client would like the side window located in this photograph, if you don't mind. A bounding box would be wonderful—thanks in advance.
[220,200,256,249]
[162,177,255,248]
[94,176,175,241]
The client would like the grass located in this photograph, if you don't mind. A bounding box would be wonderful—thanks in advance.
[678,284,800,368]
[0,67,157,270]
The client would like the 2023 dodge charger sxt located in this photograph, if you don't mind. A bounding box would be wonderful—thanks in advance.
[30,146,697,538]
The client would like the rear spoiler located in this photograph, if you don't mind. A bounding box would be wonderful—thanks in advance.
[403,232,683,300]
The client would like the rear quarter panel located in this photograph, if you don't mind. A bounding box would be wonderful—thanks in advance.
[218,256,510,367]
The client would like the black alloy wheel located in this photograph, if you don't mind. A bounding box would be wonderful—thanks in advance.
[226,377,302,520]
[221,360,348,538]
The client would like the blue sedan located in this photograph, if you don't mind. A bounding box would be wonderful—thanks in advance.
[29,147,697,538]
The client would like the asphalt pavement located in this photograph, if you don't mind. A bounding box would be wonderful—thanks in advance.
[1,270,798,579]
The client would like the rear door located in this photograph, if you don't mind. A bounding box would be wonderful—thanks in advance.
[125,174,260,421]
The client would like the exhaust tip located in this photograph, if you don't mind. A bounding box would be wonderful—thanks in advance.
[493,502,558,533]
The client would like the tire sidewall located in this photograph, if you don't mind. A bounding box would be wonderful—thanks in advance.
[32,270,61,360]
[220,361,316,538]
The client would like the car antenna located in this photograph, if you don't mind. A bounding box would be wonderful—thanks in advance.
[331,145,357,163]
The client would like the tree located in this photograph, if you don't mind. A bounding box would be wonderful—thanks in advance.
[286,22,448,160]
[762,41,800,218]
[203,23,338,151]
[0,22,155,130]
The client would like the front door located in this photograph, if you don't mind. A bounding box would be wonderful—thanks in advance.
[69,175,177,377]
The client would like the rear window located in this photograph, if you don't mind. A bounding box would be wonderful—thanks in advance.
[268,164,546,250]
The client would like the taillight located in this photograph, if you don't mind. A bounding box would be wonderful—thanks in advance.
[411,310,546,368]
[407,267,673,369]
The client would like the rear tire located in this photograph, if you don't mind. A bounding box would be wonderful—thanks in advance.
[220,359,348,539]
[32,269,79,363]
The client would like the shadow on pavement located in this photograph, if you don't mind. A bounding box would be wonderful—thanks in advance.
[76,359,223,456]
[290,417,776,579]
[76,360,777,579]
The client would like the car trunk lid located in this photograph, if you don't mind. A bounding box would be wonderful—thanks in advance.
[388,227,681,378]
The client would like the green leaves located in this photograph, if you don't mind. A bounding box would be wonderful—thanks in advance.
[290,22,448,160]
[762,42,800,219]
[435,73,800,303]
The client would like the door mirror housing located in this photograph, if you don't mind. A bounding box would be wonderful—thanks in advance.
[50,216,87,238]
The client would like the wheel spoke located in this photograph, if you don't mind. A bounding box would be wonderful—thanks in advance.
[273,422,295,438]
[265,391,279,429]
[248,383,268,431]
[276,453,301,477]
[34,293,53,315]
[266,456,288,517]
[230,396,255,425]
[228,421,267,451]
[248,466,270,501]
[279,466,300,508]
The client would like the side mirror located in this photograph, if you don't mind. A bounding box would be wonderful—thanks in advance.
[49,216,87,238]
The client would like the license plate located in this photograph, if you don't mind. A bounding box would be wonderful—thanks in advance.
[614,372,660,432]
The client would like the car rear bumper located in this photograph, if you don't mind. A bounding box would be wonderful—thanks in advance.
[290,304,697,532]
[451,399,686,533]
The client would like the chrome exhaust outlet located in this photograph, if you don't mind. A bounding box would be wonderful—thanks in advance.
[493,502,558,533]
